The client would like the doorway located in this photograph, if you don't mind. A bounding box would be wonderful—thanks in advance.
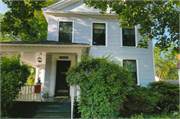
[55,61,71,96]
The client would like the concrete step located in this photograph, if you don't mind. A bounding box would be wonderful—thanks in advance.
[33,115,71,118]
[37,107,71,111]
[35,112,71,117]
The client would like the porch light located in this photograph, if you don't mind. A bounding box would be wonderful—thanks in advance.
[37,57,42,63]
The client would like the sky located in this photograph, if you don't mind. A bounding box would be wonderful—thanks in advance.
[0,0,10,14]
[0,0,158,46]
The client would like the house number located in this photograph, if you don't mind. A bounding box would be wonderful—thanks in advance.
[59,56,68,59]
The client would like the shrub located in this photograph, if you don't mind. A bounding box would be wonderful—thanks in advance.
[148,81,179,113]
[66,55,134,118]
[1,55,30,117]
[130,112,180,118]
[118,84,163,117]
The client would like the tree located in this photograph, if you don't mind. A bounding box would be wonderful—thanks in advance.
[1,0,56,42]
[1,55,30,117]
[83,0,179,52]
[154,44,178,80]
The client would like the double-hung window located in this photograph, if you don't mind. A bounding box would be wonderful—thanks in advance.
[93,23,106,46]
[59,22,72,42]
[122,28,135,46]
[123,60,137,84]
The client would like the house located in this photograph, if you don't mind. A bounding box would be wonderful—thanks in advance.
[0,0,155,118]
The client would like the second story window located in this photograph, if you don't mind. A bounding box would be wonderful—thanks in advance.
[122,28,135,46]
[59,22,72,42]
[93,23,106,46]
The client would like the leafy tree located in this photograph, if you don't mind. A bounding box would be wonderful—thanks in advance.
[66,55,133,118]
[154,44,178,80]
[1,0,56,42]
[83,0,179,52]
[1,55,30,117]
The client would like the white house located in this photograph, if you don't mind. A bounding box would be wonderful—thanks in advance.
[1,0,155,101]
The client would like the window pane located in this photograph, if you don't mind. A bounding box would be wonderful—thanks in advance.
[59,22,72,42]
[123,28,135,46]
[93,23,105,46]
[123,60,137,84]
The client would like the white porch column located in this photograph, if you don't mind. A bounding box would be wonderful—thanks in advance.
[35,67,39,84]
[76,54,82,100]
[49,58,56,97]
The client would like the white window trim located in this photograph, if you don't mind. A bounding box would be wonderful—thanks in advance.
[57,20,74,42]
[122,58,139,85]
[120,25,138,48]
[91,22,108,47]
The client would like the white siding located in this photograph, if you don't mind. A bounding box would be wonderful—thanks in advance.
[45,2,155,86]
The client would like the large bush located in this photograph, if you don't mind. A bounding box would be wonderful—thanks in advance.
[1,55,30,117]
[66,56,134,118]
[118,84,163,117]
[148,81,179,113]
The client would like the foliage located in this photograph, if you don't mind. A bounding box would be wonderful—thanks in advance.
[129,112,180,119]
[154,44,178,80]
[26,67,36,85]
[1,0,56,42]
[118,84,163,117]
[66,55,134,118]
[148,81,179,114]
[83,0,179,52]
[1,55,30,117]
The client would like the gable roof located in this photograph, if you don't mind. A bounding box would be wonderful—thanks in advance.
[42,0,117,17]
[42,0,79,11]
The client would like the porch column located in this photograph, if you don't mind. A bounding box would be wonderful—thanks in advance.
[35,67,39,84]
[76,54,82,100]
[49,58,56,97]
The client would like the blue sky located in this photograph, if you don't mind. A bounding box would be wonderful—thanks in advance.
[0,0,158,46]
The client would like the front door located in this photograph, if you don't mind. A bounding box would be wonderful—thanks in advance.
[55,61,71,96]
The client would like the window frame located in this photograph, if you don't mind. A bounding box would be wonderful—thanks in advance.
[57,20,74,42]
[122,58,139,85]
[120,26,138,48]
[91,22,108,47]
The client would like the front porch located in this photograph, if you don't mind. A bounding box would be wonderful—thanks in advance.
[1,40,90,119]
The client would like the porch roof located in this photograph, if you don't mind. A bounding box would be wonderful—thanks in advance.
[0,40,90,53]
[0,40,89,46]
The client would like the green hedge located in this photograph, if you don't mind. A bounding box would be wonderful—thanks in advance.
[1,55,30,117]
[66,56,134,118]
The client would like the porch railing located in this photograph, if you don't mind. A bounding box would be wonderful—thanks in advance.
[16,85,41,102]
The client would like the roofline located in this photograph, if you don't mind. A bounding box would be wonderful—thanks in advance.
[0,44,91,48]
[42,0,79,11]
[44,11,118,17]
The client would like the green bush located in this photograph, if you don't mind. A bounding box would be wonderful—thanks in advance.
[148,81,179,113]
[130,112,180,118]
[66,55,133,118]
[1,55,30,117]
[118,84,163,117]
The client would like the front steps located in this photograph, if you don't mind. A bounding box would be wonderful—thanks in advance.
[33,102,71,118]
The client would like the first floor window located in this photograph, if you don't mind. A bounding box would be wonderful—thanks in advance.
[122,28,135,46]
[93,23,106,46]
[59,22,72,42]
[123,60,137,84]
